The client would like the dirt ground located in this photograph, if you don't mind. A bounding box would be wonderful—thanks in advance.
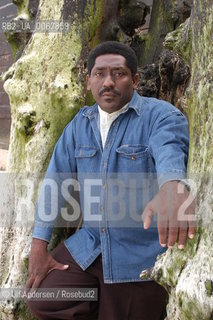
[0,149,8,171]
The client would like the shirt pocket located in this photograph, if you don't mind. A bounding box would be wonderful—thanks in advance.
[75,146,98,158]
[116,144,149,160]
[75,145,99,172]
[114,144,153,223]
[116,144,151,173]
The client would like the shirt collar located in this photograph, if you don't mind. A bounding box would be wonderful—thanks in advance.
[82,90,142,118]
[98,103,129,120]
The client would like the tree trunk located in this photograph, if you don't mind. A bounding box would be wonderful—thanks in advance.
[0,0,212,319]
[0,0,109,318]
[149,1,213,319]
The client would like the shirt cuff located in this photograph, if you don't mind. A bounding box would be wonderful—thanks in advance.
[158,171,186,188]
[32,225,53,243]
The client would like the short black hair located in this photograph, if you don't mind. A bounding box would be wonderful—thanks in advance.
[87,41,138,76]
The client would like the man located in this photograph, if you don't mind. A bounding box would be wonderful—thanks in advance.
[26,41,195,320]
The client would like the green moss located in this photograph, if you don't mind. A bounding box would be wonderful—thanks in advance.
[1,0,120,318]
[3,26,85,171]
[138,1,174,66]
[23,257,29,270]
[16,108,36,136]
[4,0,30,59]
[13,0,29,17]
[153,230,201,289]
[14,301,36,320]
[164,21,192,65]
[85,89,95,106]
[48,227,68,251]
[4,32,22,60]
[205,280,213,297]
[179,298,210,320]
[0,5,109,315]
[84,0,104,48]
[187,91,213,174]
[139,33,152,63]
[178,296,183,308]
[152,4,213,319]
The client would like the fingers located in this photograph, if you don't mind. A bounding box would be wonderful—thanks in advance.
[187,214,196,240]
[25,273,45,293]
[157,222,191,250]
[47,256,69,273]
[31,274,46,290]
[157,213,181,249]
[142,203,154,229]
[177,191,196,241]
[159,219,194,250]
[188,224,196,239]
[157,218,168,248]
[177,221,187,250]
[48,262,69,274]
[159,212,194,250]
[25,277,34,291]
[167,213,179,248]
[26,257,69,291]
[142,181,197,250]
[153,205,195,250]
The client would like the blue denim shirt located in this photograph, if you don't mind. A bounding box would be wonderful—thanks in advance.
[33,91,189,283]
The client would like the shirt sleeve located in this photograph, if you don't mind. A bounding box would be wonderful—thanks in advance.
[149,110,189,188]
[32,119,77,242]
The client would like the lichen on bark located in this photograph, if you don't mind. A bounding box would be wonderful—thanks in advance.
[0,0,105,318]
[0,0,212,319]
[149,1,213,319]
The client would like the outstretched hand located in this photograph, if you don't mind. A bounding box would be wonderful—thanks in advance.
[142,180,196,249]
[25,239,69,290]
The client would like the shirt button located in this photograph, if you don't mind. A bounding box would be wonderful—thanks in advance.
[101,227,106,233]
[103,184,106,189]
[100,206,104,212]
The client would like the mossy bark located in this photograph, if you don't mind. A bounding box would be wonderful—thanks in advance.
[149,1,213,319]
[0,0,212,319]
[0,0,106,318]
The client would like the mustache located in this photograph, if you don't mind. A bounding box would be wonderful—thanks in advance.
[99,87,121,97]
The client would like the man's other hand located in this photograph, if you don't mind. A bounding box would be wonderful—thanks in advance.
[25,238,69,290]
[142,180,196,250]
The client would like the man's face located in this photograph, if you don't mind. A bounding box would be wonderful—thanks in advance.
[86,54,139,113]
